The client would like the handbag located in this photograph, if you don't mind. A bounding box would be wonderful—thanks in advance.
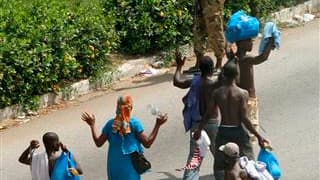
[51,151,80,180]
[130,151,151,174]
[257,148,281,179]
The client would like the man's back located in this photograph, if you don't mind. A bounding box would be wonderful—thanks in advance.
[199,76,220,120]
[213,84,248,126]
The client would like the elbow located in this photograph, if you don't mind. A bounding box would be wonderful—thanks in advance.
[18,158,29,165]
[144,144,152,149]
[142,141,152,149]
[144,145,151,149]
[94,141,104,148]
[77,169,83,175]
[95,143,103,148]
[18,158,23,164]
[173,80,179,87]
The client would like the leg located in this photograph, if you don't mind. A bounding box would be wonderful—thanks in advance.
[202,0,225,69]
[239,126,255,160]
[203,123,219,174]
[213,129,228,180]
[247,97,260,144]
[183,127,201,180]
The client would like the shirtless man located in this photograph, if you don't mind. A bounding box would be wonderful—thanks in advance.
[19,132,82,180]
[173,51,221,179]
[235,37,275,141]
[195,61,268,180]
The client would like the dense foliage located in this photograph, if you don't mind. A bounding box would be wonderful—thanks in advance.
[0,0,308,109]
[0,0,118,109]
[103,0,194,54]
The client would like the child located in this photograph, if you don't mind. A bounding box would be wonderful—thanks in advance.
[19,132,83,180]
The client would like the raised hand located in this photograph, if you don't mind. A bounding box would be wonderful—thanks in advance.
[156,113,168,126]
[29,140,40,149]
[175,50,186,68]
[60,142,69,152]
[81,112,96,127]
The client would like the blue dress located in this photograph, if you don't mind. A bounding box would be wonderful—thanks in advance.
[102,117,144,180]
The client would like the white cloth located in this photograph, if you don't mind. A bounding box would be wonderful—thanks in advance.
[31,152,50,180]
[193,130,211,157]
[240,156,274,180]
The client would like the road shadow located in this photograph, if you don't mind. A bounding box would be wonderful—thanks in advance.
[113,72,174,91]
[156,172,214,180]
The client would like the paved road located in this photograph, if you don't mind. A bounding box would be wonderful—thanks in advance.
[1,19,319,180]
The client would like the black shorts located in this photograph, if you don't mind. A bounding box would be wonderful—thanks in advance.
[214,126,254,171]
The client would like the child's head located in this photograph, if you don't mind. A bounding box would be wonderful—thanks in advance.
[236,39,253,52]
[42,132,60,152]
[219,142,240,167]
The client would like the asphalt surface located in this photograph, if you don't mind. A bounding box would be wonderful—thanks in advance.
[1,19,319,180]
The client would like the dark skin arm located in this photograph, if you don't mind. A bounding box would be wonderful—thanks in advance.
[194,91,218,140]
[18,140,40,165]
[240,91,269,148]
[138,114,168,148]
[173,51,192,89]
[81,112,108,148]
[244,37,275,65]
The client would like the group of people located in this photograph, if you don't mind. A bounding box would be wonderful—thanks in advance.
[174,1,277,179]
[18,0,277,179]
[19,95,168,180]
[174,6,276,180]
[174,34,275,180]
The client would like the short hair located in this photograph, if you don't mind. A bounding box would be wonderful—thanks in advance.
[223,60,238,79]
[199,56,214,76]
[42,132,59,149]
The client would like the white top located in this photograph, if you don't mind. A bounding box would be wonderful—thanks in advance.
[31,152,50,180]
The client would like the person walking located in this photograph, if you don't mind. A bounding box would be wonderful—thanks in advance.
[174,51,221,179]
[195,61,269,180]
[235,37,275,142]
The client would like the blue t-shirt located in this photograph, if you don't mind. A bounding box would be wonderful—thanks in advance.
[102,117,144,180]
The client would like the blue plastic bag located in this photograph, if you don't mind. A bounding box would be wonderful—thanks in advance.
[258,149,281,179]
[51,151,80,180]
[225,10,260,43]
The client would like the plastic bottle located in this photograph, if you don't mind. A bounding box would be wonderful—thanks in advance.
[147,104,161,116]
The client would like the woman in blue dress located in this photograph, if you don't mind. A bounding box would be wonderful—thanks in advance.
[82,95,167,180]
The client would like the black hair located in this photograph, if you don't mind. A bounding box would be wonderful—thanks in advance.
[222,60,238,80]
[42,132,59,149]
[199,56,214,77]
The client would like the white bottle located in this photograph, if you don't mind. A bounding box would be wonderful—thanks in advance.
[147,104,161,116]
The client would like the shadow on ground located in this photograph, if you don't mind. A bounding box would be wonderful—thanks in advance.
[156,171,214,180]
[113,72,174,91]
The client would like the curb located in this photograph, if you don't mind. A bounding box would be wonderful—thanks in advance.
[0,1,316,122]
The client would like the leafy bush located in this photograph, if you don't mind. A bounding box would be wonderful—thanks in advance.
[224,0,310,20]
[0,0,118,109]
[104,0,194,54]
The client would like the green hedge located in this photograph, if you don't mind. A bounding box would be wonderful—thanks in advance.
[103,0,194,54]
[0,0,118,109]
[224,0,310,20]
[0,0,307,110]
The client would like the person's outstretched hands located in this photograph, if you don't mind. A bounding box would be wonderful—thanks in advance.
[81,112,96,127]
[156,113,168,126]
